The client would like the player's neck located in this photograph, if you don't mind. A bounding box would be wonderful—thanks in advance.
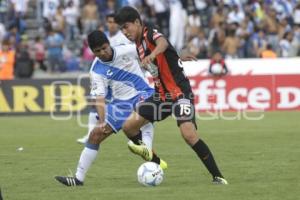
[109,30,118,37]
[136,26,143,44]
[107,47,114,62]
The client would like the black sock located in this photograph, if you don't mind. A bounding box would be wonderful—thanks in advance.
[151,153,161,164]
[129,131,142,145]
[192,139,223,178]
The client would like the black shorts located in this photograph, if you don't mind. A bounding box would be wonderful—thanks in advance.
[135,93,197,128]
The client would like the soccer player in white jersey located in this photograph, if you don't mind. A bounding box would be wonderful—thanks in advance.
[76,13,133,144]
[55,30,167,186]
[106,13,132,46]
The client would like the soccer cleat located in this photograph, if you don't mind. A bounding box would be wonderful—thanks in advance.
[55,176,83,186]
[127,140,153,161]
[159,159,168,170]
[212,176,228,185]
[76,135,89,144]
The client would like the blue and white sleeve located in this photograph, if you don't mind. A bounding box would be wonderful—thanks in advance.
[90,71,108,97]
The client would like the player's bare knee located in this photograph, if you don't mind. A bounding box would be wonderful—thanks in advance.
[122,122,132,135]
[88,127,103,144]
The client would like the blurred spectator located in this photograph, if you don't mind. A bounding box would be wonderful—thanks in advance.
[14,35,34,78]
[208,51,228,77]
[293,25,300,54]
[52,6,65,35]
[126,0,142,8]
[263,8,279,52]
[0,0,8,24]
[0,39,15,80]
[0,23,6,44]
[251,1,265,24]
[227,4,245,25]
[208,22,226,56]
[81,38,94,71]
[260,44,277,58]
[251,28,268,57]
[169,0,186,51]
[1,0,300,78]
[105,13,130,46]
[64,0,80,8]
[103,0,117,16]
[9,0,28,34]
[10,0,29,16]
[210,6,225,28]
[63,0,80,44]
[45,28,65,72]
[42,0,60,21]
[146,0,170,37]
[5,24,21,49]
[279,31,298,57]
[186,9,201,41]
[222,28,240,59]
[236,20,251,58]
[293,3,300,26]
[278,17,292,40]
[82,0,99,35]
[187,29,208,59]
[194,0,209,27]
[33,36,46,71]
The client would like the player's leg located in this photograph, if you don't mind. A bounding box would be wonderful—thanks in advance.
[55,123,114,186]
[77,109,98,144]
[74,123,114,181]
[55,102,119,186]
[174,99,228,184]
[123,111,153,161]
[138,122,168,169]
[123,94,164,142]
[179,122,227,184]
[140,122,153,150]
[123,95,171,163]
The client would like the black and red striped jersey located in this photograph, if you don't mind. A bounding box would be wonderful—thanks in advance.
[136,26,192,101]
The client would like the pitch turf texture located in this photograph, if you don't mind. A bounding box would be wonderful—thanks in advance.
[0,112,299,200]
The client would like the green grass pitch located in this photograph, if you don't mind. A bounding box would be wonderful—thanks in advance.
[0,112,299,200]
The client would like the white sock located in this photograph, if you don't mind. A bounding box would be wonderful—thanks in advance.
[88,112,98,133]
[87,111,98,136]
[75,146,99,182]
[140,123,154,149]
[80,112,98,140]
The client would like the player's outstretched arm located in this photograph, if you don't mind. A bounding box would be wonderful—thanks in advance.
[141,37,168,66]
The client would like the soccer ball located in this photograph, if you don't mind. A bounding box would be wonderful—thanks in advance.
[137,162,164,186]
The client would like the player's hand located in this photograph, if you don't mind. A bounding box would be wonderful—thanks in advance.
[142,54,155,66]
[99,122,107,132]
[180,54,197,61]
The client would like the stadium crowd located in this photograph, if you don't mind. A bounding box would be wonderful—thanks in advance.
[1,0,300,79]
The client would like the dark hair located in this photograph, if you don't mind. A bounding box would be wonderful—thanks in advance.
[87,30,109,50]
[115,6,141,26]
[266,44,273,50]
[106,13,116,20]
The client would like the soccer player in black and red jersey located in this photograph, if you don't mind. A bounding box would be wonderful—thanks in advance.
[116,6,228,184]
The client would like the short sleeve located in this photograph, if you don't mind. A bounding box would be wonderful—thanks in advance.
[146,28,163,45]
[116,44,139,59]
[90,71,108,97]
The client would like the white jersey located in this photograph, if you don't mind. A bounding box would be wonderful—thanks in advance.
[90,44,153,101]
[106,30,132,47]
[42,0,59,19]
